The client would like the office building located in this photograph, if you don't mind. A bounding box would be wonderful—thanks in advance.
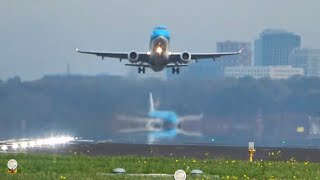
[254,29,301,66]
[289,48,320,77]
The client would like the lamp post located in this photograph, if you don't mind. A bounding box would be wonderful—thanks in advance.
[248,142,256,162]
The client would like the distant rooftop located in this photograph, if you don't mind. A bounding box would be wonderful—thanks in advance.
[260,29,298,36]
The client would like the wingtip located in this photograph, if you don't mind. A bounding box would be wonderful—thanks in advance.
[75,48,79,52]
[239,48,244,53]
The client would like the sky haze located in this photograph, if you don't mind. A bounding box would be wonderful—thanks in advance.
[1,0,319,80]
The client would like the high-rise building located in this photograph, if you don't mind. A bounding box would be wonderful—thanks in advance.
[254,29,301,66]
[289,48,320,77]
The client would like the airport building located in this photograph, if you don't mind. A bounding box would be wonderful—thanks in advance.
[289,48,320,77]
[224,65,304,79]
[254,29,301,66]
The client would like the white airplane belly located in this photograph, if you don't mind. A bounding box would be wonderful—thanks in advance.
[149,36,169,66]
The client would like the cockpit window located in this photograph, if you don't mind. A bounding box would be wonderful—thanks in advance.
[156,26,167,30]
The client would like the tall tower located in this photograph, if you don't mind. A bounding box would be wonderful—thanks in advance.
[254,29,301,66]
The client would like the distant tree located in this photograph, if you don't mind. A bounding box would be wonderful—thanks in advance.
[1,75,320,138]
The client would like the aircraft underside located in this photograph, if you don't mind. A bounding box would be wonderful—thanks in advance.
[138,36,182,74]
[137,62,181,74]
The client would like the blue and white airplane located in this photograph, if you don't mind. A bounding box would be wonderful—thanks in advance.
[76,26,242,74]
[118,93,202,143]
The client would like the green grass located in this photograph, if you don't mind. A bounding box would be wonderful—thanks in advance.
[0,153,320,179]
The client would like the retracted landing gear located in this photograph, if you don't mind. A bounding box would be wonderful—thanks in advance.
[138,66,145,74]
[172,67,180,74]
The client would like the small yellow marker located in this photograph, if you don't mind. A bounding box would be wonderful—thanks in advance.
[248,142,256,162]
[7,159,18,174]
[297,126,304,133]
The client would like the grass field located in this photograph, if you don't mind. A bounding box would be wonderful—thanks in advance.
[0,153,320,180]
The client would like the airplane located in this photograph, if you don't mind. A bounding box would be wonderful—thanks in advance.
[76,26,242,74]
[117,92,202,144]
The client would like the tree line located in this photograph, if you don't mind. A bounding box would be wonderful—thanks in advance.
[0,75,319,138]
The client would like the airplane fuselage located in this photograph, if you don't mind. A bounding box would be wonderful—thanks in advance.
[147,110,179,135]
[149,36,169,71]
[148,27,171,72]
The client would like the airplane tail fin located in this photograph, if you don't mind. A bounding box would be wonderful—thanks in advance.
[149,92,155,113]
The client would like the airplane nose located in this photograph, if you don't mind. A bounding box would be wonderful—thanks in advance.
[156,47,163,54]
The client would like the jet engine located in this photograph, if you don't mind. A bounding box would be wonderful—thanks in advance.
[128,51,139,63]
[180,52,191,63]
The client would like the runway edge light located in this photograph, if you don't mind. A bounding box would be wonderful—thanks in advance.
[113,168,126,174]
[174,170,186,180]
[248,142,256,162]
[7,159,18,174]
[191,169,203,176]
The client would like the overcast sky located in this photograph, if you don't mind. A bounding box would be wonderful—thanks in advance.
[1,0,319,80]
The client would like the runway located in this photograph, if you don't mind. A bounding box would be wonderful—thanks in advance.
[3,142,320,163]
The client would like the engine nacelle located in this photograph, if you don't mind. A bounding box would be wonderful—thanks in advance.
[128,51,139,63]
[180,52,191,63]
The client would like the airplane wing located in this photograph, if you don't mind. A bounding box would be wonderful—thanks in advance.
[75,49,149,61]
[177,129,202,136]
[76,49,128,59]
[125,64,150,68]
[179,113,204,122]
[119,128,151,133]
[169,49,242,62]
[190,50,242,60]
[116,115,153,123]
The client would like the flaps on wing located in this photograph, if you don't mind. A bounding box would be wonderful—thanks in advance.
[75,49,128,59]
[166,64,188,68]
[125,64,150,68]
[76,49,150,62]
[190,50,242,60]
[169,49,242,62]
